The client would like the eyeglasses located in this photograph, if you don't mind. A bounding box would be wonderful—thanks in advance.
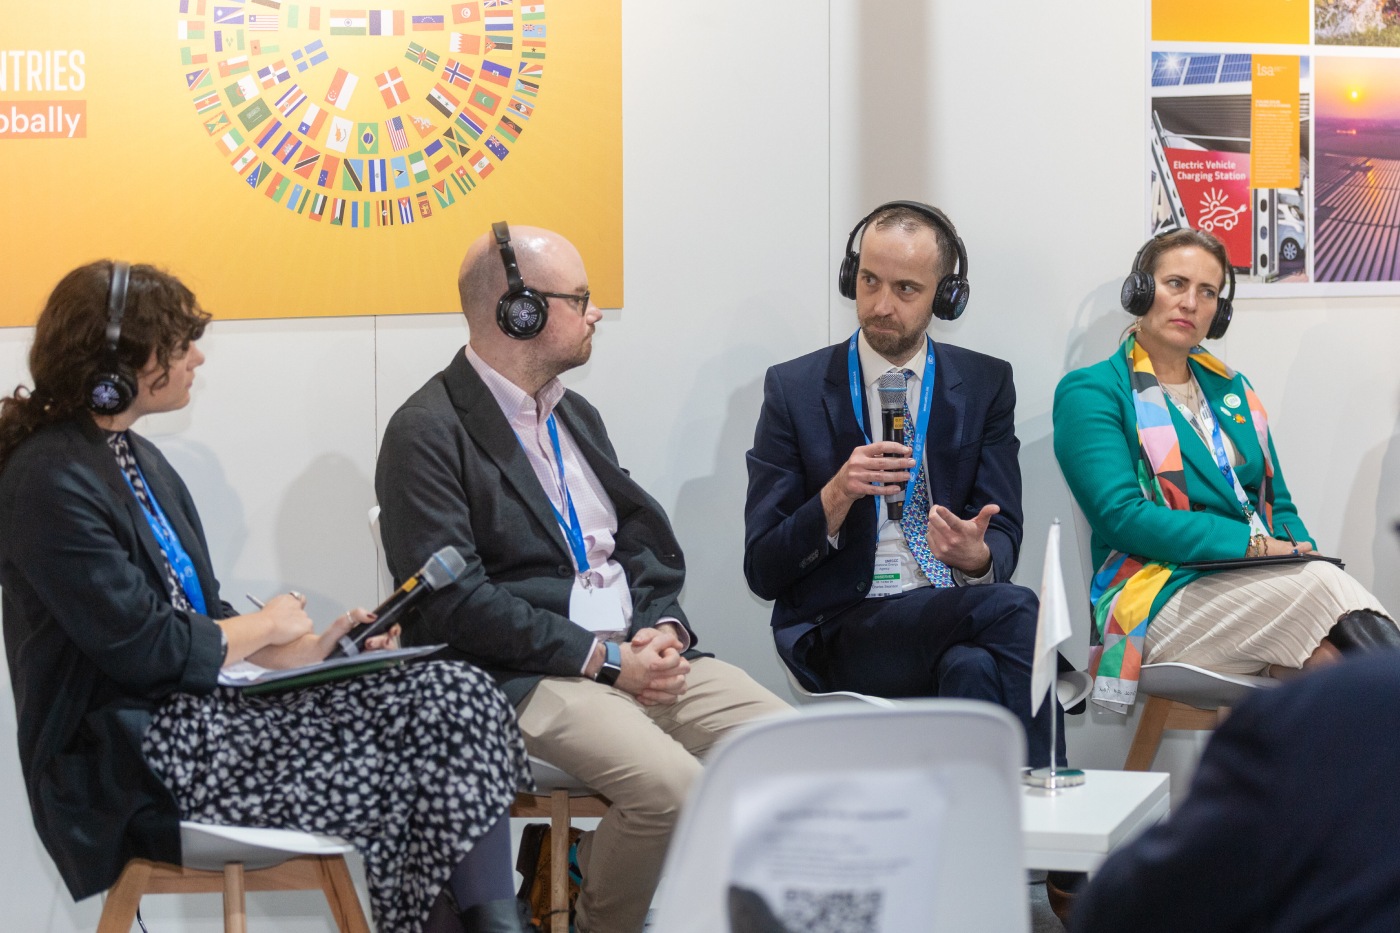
[538,290,591,315]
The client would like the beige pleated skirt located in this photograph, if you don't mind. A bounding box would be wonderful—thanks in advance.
[1144,560,1390,674]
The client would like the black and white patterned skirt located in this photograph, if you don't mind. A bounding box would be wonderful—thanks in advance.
[143,660,527,933]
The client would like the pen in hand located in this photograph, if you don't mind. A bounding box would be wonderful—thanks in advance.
[246,593,265,609]
[1280,523,1300,556]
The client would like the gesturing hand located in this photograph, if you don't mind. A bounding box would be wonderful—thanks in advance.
[926,503,999,576]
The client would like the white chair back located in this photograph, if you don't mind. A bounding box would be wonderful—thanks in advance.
[650,701,1029,933]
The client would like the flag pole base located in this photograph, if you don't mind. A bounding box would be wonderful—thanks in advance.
[1021,767,1086,790]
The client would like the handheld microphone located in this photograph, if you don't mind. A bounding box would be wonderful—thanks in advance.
[326,545,468,660]
[877,371,907,521]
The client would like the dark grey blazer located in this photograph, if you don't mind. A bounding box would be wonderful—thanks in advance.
[0,418,227,900]
[375,349,699,706]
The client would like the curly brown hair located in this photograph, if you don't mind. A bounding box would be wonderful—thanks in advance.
[0,260,211,472]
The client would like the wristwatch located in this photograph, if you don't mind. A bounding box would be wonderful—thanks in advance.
[594,641,622,687]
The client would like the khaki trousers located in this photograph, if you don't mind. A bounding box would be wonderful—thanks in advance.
[515,657,791,933]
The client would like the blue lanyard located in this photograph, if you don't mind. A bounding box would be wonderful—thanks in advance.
[1167,383,1265,534]
[118,458,208,614]
[847,331,937,515]
[540,414,591,574]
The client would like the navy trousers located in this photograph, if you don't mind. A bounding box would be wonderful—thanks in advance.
[818,582,1066,768]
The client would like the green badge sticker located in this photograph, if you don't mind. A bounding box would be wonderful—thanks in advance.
[1223,392,1242,409]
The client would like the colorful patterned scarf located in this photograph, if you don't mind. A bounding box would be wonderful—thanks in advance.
[1087,336,1277,712]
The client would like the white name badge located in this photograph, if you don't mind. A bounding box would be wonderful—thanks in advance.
[569,576,626,632]
[868,554,903,598]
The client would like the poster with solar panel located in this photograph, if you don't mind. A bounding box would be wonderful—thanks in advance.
[1150,1,1400,295]
[0,1,621,326]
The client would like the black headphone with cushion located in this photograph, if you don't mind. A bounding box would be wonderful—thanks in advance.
[493,221,550,339]
[837,200,971,321]
[89,260,138,415]
[1121,231,1235,340]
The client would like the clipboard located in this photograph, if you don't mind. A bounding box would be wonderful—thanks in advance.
[1178,553,1345,572]
[219,644,443,695]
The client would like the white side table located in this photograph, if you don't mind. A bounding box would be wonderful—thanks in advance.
[1021,770,1170,872]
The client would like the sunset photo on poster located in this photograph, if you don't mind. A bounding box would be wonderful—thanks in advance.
[1315,56,1400,281]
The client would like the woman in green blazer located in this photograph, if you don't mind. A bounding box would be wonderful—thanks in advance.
[1053,229,1394,713]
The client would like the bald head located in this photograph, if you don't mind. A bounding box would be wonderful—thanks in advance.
[458,224,579,330]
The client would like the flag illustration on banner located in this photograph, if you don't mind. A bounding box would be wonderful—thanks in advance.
[426,83,460,117]
[479,60,510,86]
[274,83,308,117]
[385,115,409,150]
[1030,522,1073,717]
[173,0,557,233]
[326,115,353,152]
[369,9,404,34]
[357,122,379,154]
[442,59,473,88]
[376,67,409,106]
[467,84,500,115]
[325,67,358,108]
[406,41,440,70]
[298,102,328,138]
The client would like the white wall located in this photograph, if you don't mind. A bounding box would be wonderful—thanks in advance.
[5,1,1400,928]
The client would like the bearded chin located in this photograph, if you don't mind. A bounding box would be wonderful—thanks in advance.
[863,325,923,361]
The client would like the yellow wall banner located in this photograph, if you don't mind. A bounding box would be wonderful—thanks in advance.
[1251,55,1301,190]
[1152,0,1309,45]
[0,1,621,325]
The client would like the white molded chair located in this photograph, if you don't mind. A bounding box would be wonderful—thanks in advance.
[776,644,1093,712]
[368,505,608,933]
[98,822,368,933]
[1125,662,1276,770]
[650,701,1030,933]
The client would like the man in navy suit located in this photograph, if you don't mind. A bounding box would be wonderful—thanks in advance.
[1074,653,1400,932]
[743,201,1062,765]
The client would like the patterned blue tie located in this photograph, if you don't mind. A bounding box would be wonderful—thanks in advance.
[895,371,953,587]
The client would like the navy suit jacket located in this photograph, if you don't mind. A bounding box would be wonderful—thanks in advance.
[1074,653,1400,933]
[743,340,1024,689]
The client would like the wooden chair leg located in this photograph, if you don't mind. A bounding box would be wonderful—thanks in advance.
[222,862,247,933]
[551,789,570,933]
[317,854,372,933]
[98,859,153,933]
[1125,694,1172,771]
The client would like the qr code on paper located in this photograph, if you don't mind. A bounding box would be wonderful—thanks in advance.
[780,888,883,933]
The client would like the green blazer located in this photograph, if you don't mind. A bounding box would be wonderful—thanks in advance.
[1053,345,1312,622]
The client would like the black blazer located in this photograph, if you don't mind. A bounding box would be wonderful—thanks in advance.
[374,349,699,707]
[1074,653,1400,933]
[0,418,227,900]
[743,341,1024,689]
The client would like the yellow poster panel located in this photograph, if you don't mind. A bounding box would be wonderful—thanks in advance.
[1152,0,1309,45]
[1251,55,1301,189]
[0,1,621,325]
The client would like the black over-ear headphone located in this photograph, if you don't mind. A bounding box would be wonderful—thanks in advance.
[89,261,138,415]
[837,200,971,321]
[493,221,550,339]
[1121,231,1236,340]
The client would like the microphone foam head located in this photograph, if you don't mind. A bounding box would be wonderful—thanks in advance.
[877,370,906,411]
[422,545,468,589]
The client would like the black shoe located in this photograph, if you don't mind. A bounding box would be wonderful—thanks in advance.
[459,897,531,933]
[1329,610,1400,653]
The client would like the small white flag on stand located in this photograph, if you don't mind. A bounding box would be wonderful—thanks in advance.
[1023,520,1085,791]
[1030,521,1073,716]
